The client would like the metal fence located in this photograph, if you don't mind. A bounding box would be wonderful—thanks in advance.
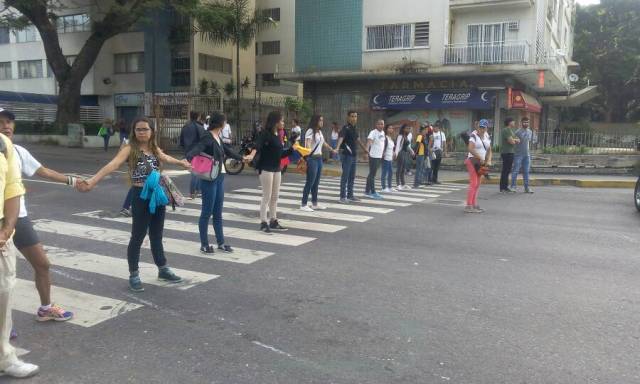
[443,41,531,65]
[535,131,640,154]
[0,102,103,123]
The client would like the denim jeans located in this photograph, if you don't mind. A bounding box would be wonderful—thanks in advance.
[302,156,323,206]
[340,153,356,199]
[128,187,167,273]
[330,139,338,160]
[414,155,425,187]
[381,159,392,190]
[102,135,110,151]
[189,174,201,196]
[122,187,134,210]
[365,157,381,195]
[511,154,530,189]
[199,174,225,247]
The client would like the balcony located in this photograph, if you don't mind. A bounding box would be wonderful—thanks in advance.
[450,0,534,11]
[443,41,531,65]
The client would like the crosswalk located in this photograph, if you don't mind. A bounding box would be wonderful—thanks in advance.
[14,175,465,331]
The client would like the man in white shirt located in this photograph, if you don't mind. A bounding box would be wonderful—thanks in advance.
[291,119,302,140]
[221,122,232,145]
[429,120,447,184]
[0,112,74,324]
[365,119,386,199]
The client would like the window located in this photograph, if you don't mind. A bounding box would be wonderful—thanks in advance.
[57,14,90,33]
[414,22,430,47]
[366,24,412,50]
[261,73,280,87]
[261,41,280,55]
[0,27,9,44]
[198,53,232,74]
[14,25,38,43]
[262,8,280,22]
[114,53,144,73]
[18,60,43,79]
[0,62,11,80]
[171,55,190,87]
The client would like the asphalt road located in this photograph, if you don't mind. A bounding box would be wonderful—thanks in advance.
[5,145,640,384]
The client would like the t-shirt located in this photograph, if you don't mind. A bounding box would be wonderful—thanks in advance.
[467,131,491,161]
[415,134,426,156]
[515,128,532,156]
[213,135,226,173]
[395,134,412,155]
[339,123,359,156]
[222,123,232,144]
[0,136,25,222]
[367,129,385,159]
[383,136,395,161]
[14,145,42,218]
[501,128,516,154]
[432,131,446,151]
[331,130,339,141]
[305,129,325,155]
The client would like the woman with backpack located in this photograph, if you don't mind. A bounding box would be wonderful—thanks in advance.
[394,124,414,190]
[300,115,338,212]
[187,113,248,254]
[77,117,191,292]
[464,119,493,213]
[248,111,296,233]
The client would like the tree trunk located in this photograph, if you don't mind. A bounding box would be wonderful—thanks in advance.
[236,41,241,133]
[56,78,83,131]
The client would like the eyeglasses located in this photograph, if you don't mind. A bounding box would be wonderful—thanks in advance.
[135,128,151,133]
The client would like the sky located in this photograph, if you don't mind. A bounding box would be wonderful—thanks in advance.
[575,0,600,5]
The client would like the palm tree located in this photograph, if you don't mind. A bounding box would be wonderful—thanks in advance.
[195,0,275,132]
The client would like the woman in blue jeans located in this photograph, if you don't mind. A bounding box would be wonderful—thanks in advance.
[380,124,395,192]
[187,112,248,254]
[300,115,338,212]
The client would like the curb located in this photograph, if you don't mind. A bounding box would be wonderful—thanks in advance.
[448,178,636,188]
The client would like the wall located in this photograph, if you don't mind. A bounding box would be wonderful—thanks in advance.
[295,0,363,72]
[362,0,448,71]
[93,32,146,96]
[450,5,537,47]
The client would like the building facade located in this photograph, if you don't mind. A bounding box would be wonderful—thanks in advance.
[285,0,592,147]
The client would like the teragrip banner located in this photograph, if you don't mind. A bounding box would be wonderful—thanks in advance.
[370,90,495,110]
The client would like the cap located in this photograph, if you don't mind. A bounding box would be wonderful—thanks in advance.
[479,119,490,128]
[0,108,15,121]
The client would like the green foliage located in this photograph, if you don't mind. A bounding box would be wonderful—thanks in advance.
[573,0,640,122]
[224,81,236,97]
[198,78,209,95]
[542,146,589,155]
[284,97,312,124]
[560,120,593,134]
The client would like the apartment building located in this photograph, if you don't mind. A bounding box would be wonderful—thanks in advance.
[284,0,595,142]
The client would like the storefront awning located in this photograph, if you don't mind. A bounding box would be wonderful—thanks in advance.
[540,85,599,107]
[511,90,541,113]
[370,90,495,111]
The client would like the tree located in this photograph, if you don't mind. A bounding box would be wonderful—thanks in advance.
[1,0,197,129]
[194,0,274,132]
[572,0,640,122]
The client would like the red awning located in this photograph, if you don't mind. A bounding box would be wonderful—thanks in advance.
[511,90,542,113]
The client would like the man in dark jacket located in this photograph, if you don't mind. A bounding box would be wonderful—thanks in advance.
[180,111,204,198]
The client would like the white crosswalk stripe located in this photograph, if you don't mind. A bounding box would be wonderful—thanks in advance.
[288,181,442,198]
[74,211,316,247]
[33,219,273,264]
[12,278,142,327]
[277,184,428,202]
[233,188,410,207]
[41,246,219,290]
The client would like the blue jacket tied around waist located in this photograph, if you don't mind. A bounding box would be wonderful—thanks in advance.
[140,170,169,214]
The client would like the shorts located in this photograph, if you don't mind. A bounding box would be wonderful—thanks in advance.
[13,216,40,249]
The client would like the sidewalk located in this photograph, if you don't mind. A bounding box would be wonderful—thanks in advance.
[318,160,638,188]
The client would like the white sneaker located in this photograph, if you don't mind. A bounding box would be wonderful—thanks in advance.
[382,188,392,193]
[311,204,326,210]
[404,185,412,190]
[391,187,399,192]
[299,205,314,212]
[2,360,40,378]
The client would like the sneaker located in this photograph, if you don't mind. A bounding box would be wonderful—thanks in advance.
[510,187,518,193]
[269,219,287,231]
[10,328,17,340]
[119,208,131,217]
[158,268,183,283]
[473,206,485,213]
[1,360,39,378]
[37,304,73,322]
[260,221,271,233]
[311,204,326,210]
[218,244,233,253]
[434,181,442,185]
[524,188,534,194]
[129,275,144,292]
[200,245,215,254]
[338,198,349,204]
[381,188,391,193]
[464,205,476,213]
[348,196,361,202]
[506,188,517,193]
[300,205,314,212]
[371,193,383,200]
[364,193,373,198]
[391,187,399,192]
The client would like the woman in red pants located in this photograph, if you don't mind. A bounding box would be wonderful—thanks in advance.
[464,119,492,213]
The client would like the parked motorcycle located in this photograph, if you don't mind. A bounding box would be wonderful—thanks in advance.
[224,135,255,175]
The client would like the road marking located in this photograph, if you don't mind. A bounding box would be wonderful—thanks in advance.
[219,193,394,214]
[74,211,316,247]
[276,185,427,202]
[33,219,273,264]
[39,246,219,290]
[12,278,142,328]
[170,208,347,233]
[233,188,409,207]
[310,181,444,197]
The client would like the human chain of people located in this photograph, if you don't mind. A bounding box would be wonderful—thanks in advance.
[0,107,501,378]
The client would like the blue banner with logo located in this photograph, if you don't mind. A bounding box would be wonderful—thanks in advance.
[370,90,495,110]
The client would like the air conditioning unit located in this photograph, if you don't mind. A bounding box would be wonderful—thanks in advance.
[508,21,520,31]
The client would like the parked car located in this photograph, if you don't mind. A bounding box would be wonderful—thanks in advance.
[635,175,640,212]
